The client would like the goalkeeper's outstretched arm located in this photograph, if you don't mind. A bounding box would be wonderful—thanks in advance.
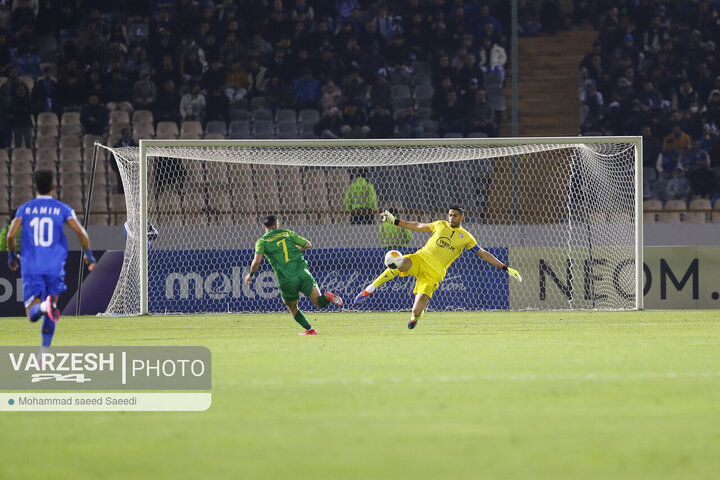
[471,245,522,282]
[380,210,432,232]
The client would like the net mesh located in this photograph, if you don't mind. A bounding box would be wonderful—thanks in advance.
[101,140,638,315]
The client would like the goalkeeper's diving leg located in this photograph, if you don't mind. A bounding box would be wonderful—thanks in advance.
[407,293,430,330]
[354,256,411,304]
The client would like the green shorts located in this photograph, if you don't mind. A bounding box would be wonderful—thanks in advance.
[278,269,318,302]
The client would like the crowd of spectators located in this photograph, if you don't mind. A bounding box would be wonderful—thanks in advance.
[576,1,720,208]
[0,0,518,145]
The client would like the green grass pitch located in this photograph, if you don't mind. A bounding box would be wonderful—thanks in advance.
[1,310,719,480]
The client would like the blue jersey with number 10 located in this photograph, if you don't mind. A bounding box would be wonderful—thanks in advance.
[16,195,75,276]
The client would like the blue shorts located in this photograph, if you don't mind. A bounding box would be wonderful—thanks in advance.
[22,274,67,308]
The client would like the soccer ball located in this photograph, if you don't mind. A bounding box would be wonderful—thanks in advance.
[384,250,404,269]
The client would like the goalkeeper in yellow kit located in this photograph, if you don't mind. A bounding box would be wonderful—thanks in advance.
[354,205,522,329]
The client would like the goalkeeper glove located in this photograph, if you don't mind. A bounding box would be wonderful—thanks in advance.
[380,210,396,224]
[8,251,19,270]
[502,264,522,282]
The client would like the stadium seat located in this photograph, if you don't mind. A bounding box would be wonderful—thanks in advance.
[643,167,657,183]
[230,109,251,121]
[253,121,274,138]
[412,73,431,87]
[11,168,32,189]
[19,76,34,92]
[109,110,130,125]
[415,97,432,110]
[643,199,662,223]
[685,198,711,223]
[303,170,331,224]
[659,199,686,223]
[392,97,413,110]
[275,109,297,123]
[36,124,59,138]
[107,101,133,113]
[59,135,81,149]
[276,121,298,138]
[410,60,431,74]
[205,184,234,226]
[298,120,317,135]
[59,188,84,213]
[156,121,179,139]
[110,193,125,211]
[181,121,204,137]
[251,108,273,123]
[205,120,228,137]
[391,84,411,99]
[422,120,439,133]
[298,109,320,124]
[59,172,83,189]
[11,185,34,206]
[413,85,434,100]
[444,133,464,138]
[388,71,410,85]
[34,135,57,149]
[0,189,9,211]
[38,36,58,62]
[468,132,489,138]
[249,96,266,110]
[712,203,720,223]
[36,112,59,127]
[229,120,251,139]
[133,122,156,140]
[88,213,110,226]
[61,112,81,126]
[39,62,57,76]
[180,131,202,139]
[277,165,305,224]
[60,124,82,137]
[227,163,254,212]
[109,122,130,136]
[204,133,226,140]
[131,109,154,125]
[35,148,58,168]
[253,165,281,212]
[90,190,108,210]
[416,108,432,121]
[82,134,104,151]
[59,147,82,167]
[11,148,34,165]
[326,168,350,224]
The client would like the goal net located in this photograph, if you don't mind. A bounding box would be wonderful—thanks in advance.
[99,138,642,316]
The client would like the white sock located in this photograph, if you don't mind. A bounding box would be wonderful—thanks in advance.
[364,284,376,293]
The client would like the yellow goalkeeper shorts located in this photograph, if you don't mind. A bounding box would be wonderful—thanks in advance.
[399,253,444,298]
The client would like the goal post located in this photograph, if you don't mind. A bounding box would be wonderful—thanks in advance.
[101,137,643,316]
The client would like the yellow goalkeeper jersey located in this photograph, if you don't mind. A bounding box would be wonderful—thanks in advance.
[415,220,478,278]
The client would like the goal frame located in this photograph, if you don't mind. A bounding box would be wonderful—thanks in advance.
[131,136,643,315]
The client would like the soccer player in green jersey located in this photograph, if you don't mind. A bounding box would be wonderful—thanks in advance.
[244,215,344,335]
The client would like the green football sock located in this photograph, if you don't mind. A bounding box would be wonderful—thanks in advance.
[372,268,398,288]
[317,295,330,308]
[293,310,312,330]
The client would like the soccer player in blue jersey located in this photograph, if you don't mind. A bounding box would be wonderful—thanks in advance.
[6,169,97,348]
